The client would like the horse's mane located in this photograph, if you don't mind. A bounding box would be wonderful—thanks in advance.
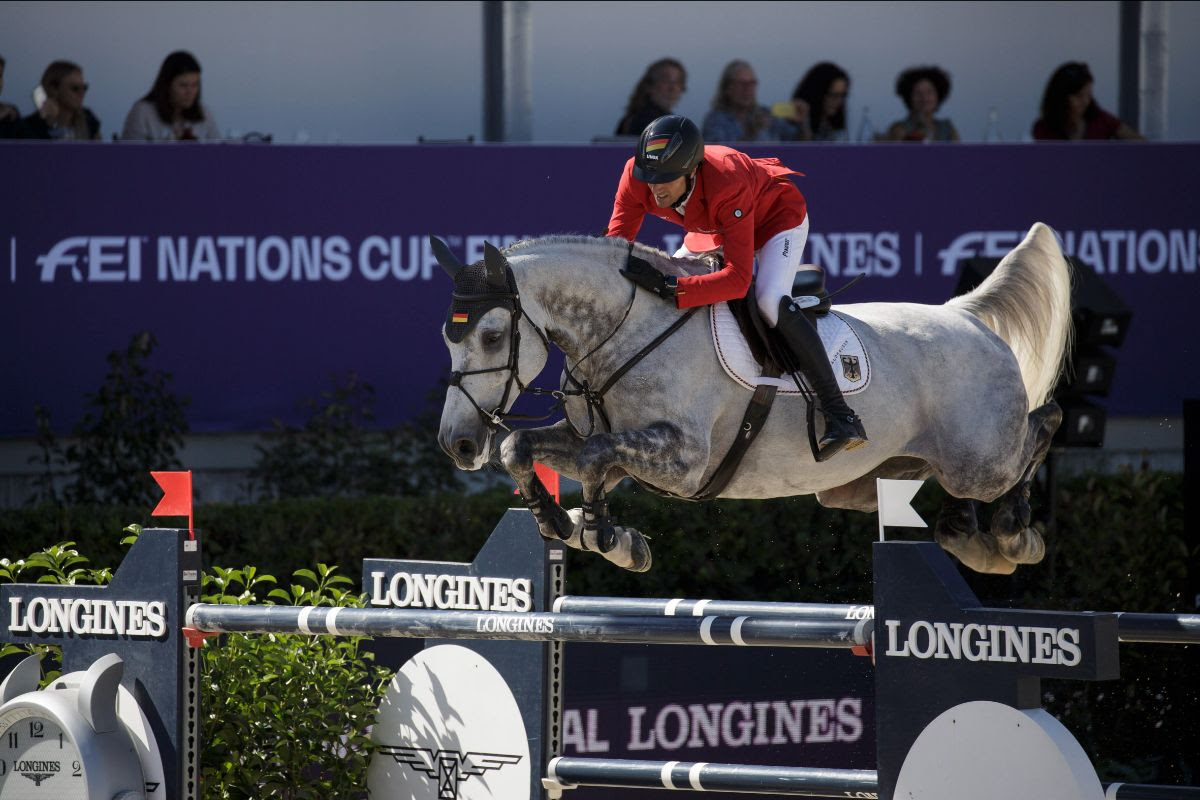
[503,235,700,277]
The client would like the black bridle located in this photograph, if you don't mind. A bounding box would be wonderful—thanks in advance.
[446,280,555,432]
[438,239,698,437]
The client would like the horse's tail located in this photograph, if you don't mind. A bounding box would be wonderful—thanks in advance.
[946,222,1073,411]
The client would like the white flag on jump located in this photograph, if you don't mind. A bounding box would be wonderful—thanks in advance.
[876,478,927,541]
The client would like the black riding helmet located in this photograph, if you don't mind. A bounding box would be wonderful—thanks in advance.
[633,115,704,184]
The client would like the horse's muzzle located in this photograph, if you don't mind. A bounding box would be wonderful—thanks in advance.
[439,427,489,471]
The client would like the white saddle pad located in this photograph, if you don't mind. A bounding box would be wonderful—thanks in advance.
[710,302,870,395]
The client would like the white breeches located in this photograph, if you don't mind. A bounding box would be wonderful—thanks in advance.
[674,215,814,327]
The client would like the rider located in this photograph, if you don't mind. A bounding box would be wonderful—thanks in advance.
[605,114,867,458]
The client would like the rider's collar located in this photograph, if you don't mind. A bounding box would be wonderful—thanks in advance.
[672,169,698,213]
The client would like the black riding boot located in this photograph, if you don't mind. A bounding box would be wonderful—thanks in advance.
[775,297,868,458]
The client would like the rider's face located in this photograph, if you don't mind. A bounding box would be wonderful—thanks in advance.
[650,174,688,208]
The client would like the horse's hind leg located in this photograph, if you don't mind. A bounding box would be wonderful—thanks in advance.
[933,498,1017,575]
[990,400,1062,565]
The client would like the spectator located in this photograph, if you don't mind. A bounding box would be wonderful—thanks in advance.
[19,60,100,140]
[702,59,800,143]
[884,65,959,142]
[790,61,850,142]
[0,55,22,134]
[1032,61,1141,140]
[122,50,220,141]
[615,58,687,137]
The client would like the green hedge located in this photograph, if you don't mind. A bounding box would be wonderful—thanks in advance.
[1,470,1194,785]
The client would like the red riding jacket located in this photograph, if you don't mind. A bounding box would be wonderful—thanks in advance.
[605,144,807,308]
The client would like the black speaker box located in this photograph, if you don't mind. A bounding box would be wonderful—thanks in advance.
[1062,347,1117,396]
[1053,397,1108,447]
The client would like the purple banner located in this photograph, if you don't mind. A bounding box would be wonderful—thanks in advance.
[1,141,1196,437]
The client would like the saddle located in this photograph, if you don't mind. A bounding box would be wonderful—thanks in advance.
[728,268,832,381]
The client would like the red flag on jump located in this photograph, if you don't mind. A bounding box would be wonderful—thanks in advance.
[513,462,561,504]
[151,470,194,539]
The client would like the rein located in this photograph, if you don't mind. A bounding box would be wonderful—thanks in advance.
[452,246,699,437]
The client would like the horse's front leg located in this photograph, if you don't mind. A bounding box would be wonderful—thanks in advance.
[574,421,699,573]
[501,420,586,544]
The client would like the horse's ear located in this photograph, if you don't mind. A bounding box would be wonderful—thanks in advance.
[483,242,510,289]
[430,236,462,279]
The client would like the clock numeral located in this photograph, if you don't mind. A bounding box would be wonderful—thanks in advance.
[29,720,44,739]
[0,758,8,776]
[5,731,16,748]
[59,732,65,748]
[72,760,82,777]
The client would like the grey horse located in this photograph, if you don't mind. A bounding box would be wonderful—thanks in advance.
[436,222,1072,576]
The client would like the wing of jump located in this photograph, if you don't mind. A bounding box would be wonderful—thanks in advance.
[460,751,524,776]
[378,745,438,778]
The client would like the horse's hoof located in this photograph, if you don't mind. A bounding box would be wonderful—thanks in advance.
[997,526,1046,565]
[991,496,1032,540]
[945,531,1017,575]
[606,527,653,573]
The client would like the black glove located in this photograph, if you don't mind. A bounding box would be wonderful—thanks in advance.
[620,258,676,302]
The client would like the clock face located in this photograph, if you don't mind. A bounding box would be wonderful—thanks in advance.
[0,709,88,800]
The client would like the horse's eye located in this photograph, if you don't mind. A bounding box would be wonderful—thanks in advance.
[482,330,505,347]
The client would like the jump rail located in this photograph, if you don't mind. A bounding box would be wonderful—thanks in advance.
[544,758,878,799]
[555,597,1200,645]
[184,604,871,649]
[4,508,1198,800]
[543,758,1200,800]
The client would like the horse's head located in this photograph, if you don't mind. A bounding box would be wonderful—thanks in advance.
[432,237,550,470]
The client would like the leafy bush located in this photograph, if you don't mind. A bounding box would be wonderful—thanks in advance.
[250,373,461,499]
[199,561,389,800]
[0,471,1195,787]
[30,331,188,507]
[1,538,389,800]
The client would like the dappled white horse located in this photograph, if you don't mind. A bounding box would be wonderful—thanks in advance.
[435,223,1072,575]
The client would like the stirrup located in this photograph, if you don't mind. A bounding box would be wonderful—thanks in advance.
[818,412,868,458]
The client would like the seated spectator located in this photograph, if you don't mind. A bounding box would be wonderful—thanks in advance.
[19,60,100,140]
[702,59,800,143]
[122,50,220,141]
[615,58,687,137]
[790,61,850,142]
[884,65,959,142]
[0,55,23,135]
[1032,61,1142,140]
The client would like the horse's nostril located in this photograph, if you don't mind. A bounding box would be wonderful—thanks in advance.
[454,438,477,460]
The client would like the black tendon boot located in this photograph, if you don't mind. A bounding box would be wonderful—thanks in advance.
[775,297,868,458]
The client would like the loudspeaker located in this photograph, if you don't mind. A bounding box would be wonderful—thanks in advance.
[1053,398,1107,447]
[1060,347,1117,395]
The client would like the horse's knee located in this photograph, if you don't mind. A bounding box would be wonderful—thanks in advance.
[499,430,533,475]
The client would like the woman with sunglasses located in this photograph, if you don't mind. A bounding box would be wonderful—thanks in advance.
[21,60,100,140]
